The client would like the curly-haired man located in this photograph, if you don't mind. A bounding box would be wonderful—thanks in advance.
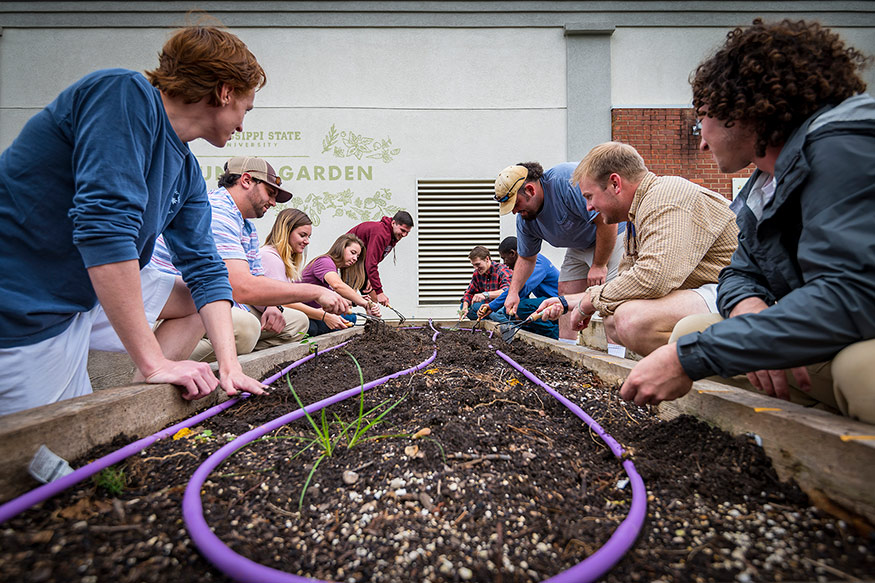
[620,19,875,424]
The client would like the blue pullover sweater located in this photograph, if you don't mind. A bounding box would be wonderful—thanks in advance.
[0,69,231,347]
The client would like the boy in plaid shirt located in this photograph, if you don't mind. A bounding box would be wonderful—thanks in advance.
[460,246,512,321]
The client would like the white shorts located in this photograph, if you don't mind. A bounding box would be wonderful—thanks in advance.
[558,235,625,283]
[692,282,719,314]
[90,264,176,352]
[0,306,98,416]
[0,264,176,416]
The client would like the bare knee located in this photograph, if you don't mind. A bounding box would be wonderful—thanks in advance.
[611,305,653,345]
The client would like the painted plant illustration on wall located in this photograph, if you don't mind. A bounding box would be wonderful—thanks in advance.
[285,187,401,227]
[322,124,401,163]
[270,124,405,225]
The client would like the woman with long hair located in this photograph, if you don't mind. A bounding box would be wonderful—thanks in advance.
[299,233,381,336]
[261,208,312,283]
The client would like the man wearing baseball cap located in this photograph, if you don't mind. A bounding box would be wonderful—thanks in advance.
[494,161,624,342]
[150,156,349,361]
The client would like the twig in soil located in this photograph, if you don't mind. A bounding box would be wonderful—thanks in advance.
[452,509,469,526]
[587,425,609,451]
[449,453,510,460]
[801,557,862,581]
[216,466,276,479]
[266,501,297,518]
[140,451,197,463]
[686,540,718,562]
[509,425,554,446]
[352,460,375,472]
[454,454,512,469]
[493,521,504,583]
[225,480,266,518]
[87,524,143,533]
[622,406,640,424]
[473,398,543,415]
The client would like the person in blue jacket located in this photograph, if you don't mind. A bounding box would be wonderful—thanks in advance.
[620,19,875,424]
[0,25,271,416]
[478,237,560,339]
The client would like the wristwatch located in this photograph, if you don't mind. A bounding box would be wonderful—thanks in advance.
[558,295,569,314]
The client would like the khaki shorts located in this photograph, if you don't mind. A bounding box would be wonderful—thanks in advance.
[558,235,624,283]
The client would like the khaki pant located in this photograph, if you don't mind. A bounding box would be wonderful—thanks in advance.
[670,314,875,424]
[190,305,309,362]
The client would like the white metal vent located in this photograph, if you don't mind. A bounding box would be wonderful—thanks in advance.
[417,178,501,305]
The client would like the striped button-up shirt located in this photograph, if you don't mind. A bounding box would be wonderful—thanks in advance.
[588,172,738,315]
[149,186,262,310]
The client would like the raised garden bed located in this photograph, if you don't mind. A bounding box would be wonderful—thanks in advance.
[1,323,873,582]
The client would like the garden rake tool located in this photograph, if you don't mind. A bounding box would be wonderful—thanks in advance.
[385,304,407,324]
[449,311,466,331]
[500,311,544,343]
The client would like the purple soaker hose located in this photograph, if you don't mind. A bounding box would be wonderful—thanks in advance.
[181,327,441,583]
[186,324,642,583]
[495,349,647,583]
[0,340,351,525]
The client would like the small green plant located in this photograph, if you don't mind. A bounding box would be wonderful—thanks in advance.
[194,429,213,443]
[286,351,407,508]
[93,465,126,496]
[298,334,319,354]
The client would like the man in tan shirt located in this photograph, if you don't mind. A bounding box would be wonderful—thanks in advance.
[539,142,738,355]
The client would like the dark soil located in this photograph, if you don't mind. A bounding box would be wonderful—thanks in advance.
[1,322,873,583]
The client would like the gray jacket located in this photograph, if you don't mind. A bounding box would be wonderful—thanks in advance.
[677,93,875,380]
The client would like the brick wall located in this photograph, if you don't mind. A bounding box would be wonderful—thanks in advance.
[611,108,753,200]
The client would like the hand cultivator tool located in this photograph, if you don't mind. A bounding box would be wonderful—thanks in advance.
[350,312,383,326]
[448,310,466,331]
[471,312,487,334]
[500,311,544,343]
[385,304,407,324]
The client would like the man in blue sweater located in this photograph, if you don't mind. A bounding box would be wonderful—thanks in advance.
[0,26,274,415]
[477,237,559,339]
[620,20,875,424]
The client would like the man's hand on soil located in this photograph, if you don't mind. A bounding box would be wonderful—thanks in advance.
[218,369,268,398]
[143,359,220,401]
[619,343,693,406]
